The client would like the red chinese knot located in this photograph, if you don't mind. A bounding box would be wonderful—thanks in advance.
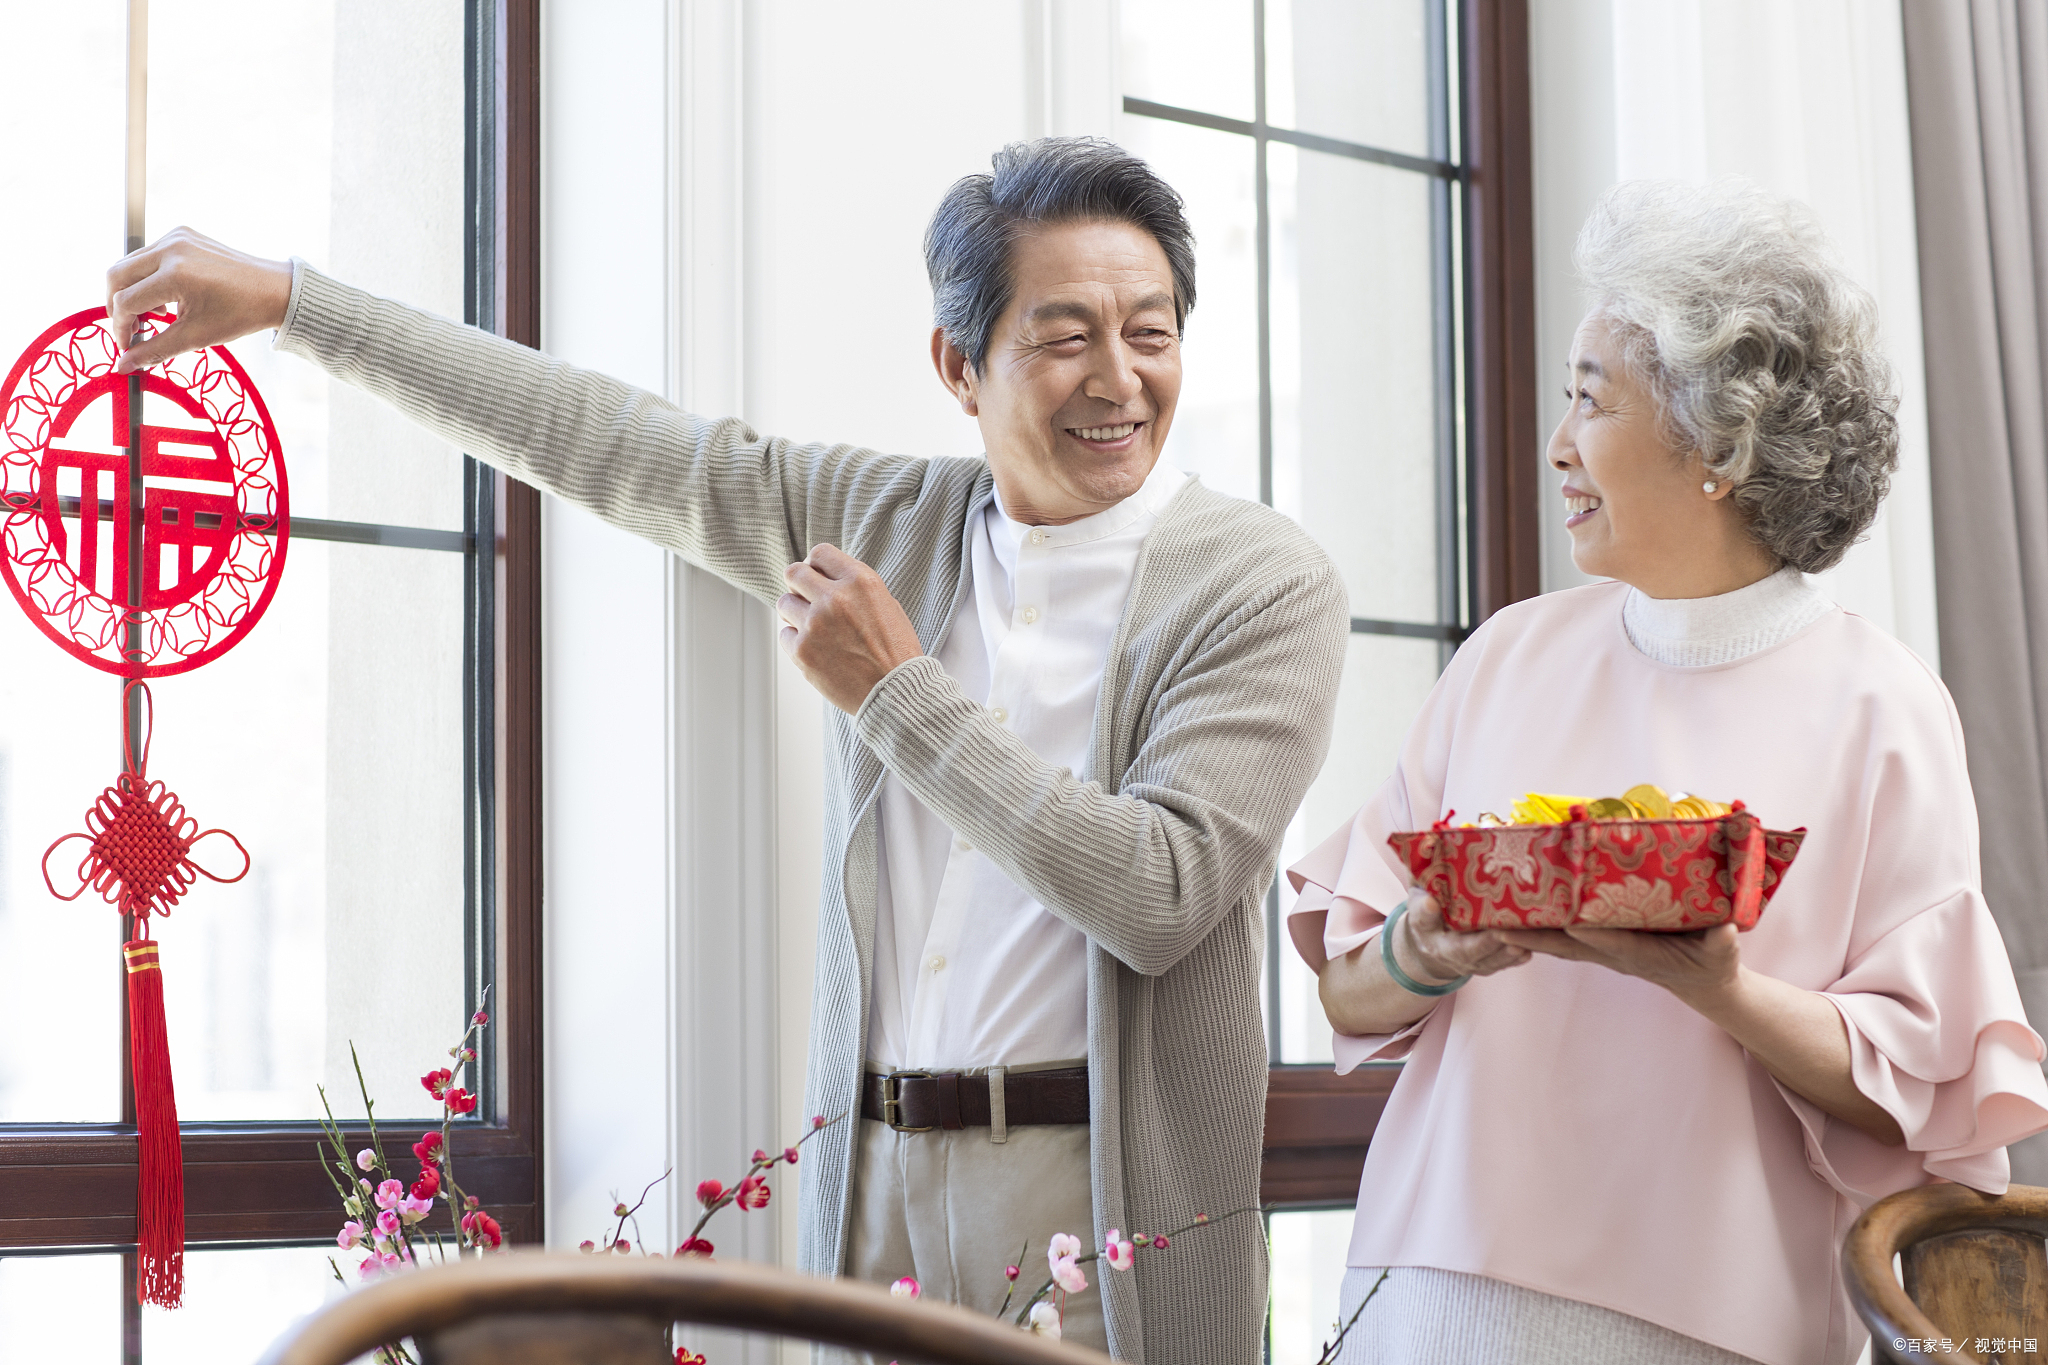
[0,307,289,677]
[42,683,249,927]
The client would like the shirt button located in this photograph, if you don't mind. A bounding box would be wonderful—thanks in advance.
[1021,606,1040,625]
[955,838,971,853]
[928,955,947,972]
[1029,529,1047,545]
[989,706,1007,724]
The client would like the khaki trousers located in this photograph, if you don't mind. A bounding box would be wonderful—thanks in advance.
[845,1115,1106,1353]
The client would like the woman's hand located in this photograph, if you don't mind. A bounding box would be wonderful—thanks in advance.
[1494,922,1741,997]
[1399,894,1535,984]
[106,228,295,373]
[1319,892,1531,1038]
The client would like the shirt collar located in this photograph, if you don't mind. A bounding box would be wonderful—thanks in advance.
[986,460,1189,555]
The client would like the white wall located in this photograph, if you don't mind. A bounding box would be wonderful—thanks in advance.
[1529,0,1939,666]
[538,7,1116,1363]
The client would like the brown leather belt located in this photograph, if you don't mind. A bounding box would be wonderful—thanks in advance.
[861,1067,1089,1132]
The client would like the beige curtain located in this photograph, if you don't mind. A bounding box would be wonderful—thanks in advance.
[1903,0,2048,1177]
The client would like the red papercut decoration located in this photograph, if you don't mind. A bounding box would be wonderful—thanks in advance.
[1388,803,1808,934]
[0,306,289,677]
[42,682,250,920]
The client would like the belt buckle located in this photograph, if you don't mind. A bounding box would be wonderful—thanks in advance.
[882,1070,934,1133]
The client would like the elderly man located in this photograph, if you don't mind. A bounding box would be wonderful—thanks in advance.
[108,137,1346,1360]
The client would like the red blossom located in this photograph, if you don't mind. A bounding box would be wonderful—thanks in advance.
[444,1087,479,1115]
[783,1147,800,1164]
[752,1149,768,1164]
[811,1115,826,1128]
[410,1165,440,1201]
[736,1175,770,1211]
[676,1237,715,1257]
[412,1131,445,1165]
[579,1240,596,1253]
[675,1351,706,1365]
[465,1194,480,1209]
[473,1010,490,1026]
[1152,1235,1169,1250]
[421,1068,453,1100]
[460,1210,503,1249]
[695,1179,726,1208]
[614,1239,631,1253]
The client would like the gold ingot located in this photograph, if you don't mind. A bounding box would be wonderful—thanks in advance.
[1622,783,1673,819]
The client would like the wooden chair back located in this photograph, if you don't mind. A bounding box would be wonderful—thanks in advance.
[254,1253,1114,1365]
[1844,1182,2048,1364]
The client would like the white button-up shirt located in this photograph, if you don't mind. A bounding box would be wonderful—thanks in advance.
[866,461,1189,1070]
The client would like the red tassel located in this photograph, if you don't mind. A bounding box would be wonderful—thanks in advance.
[125,940,184,1308]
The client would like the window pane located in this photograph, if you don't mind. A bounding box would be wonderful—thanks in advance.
[143,1244,346,1360]
[1271,145,1444,625]
[1121,0,1256,123]
[149,540,467,1122]
[1118,116,1261,504]
[148,0,468,532]
[1267,0,1436,159]
[0,1254,122,1361]
[1268,1208,1356,1363]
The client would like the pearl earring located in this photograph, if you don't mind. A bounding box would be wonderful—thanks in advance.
[1703,481,1718,494]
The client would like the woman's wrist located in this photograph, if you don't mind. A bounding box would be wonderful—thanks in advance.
[1391,909,1459,987]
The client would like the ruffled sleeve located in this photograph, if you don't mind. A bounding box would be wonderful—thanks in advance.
[1773,886,2048,1204]
[1285,632,1482,1071]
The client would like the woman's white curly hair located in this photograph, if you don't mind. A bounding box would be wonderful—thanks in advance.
[1575,179,1900,573]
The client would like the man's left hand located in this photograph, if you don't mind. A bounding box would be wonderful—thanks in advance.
[1496,922,1742,1002]
[777,544,925,714]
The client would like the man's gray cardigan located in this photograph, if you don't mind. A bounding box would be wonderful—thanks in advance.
[277,265,1349,1363]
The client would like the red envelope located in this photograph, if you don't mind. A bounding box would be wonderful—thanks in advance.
[1387,802,1806,933]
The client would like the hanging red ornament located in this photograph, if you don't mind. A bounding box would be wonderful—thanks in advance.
[40,682,249,1309]
[5,304,285,1309]
[0,306,289,676]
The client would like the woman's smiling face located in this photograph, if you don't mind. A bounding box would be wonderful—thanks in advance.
[1547,311,1774,598]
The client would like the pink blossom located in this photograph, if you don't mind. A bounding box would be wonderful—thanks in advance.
[376,1209,401,1239]
[695,1178,725,1208]
[1103,1229,1133,1271]
[337,1220,365,1250]
[1047,1233,1088,1294]
[736,1175,771,1211]
[354,1147,377,1172]
[375,1179,407,1210]
[357,1255,386,1281]
[890,1277,920,1299]
[399,1195,434,1225]
[579,1240,596,1253]
[1027,1302,1062,1338]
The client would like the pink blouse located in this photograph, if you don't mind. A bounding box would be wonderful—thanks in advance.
[1288,581,2048,1365]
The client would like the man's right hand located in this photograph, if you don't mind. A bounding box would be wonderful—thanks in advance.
[106,227,295,373]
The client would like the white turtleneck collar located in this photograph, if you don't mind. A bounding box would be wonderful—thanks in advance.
[1621,565,1834,667]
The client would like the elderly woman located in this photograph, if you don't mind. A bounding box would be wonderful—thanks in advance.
[1290,179,2048,1365]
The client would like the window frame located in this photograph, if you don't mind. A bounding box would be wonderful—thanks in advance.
[0,0,547,1319]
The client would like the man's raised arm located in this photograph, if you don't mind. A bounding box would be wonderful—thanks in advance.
[107,228,910,604]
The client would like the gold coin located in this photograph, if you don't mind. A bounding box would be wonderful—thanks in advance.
[1585,797,1634,821]
[1622,783,1673,819]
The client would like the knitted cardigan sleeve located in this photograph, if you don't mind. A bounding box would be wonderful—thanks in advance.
[273,261,928,604]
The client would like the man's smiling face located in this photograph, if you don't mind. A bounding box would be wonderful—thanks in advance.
[947,218,1183,526]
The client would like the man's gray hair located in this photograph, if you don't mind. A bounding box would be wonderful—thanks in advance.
[1575,179,1899,574]
[925,137,1197,372]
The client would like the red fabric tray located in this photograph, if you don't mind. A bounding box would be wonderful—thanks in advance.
[1387,802,1807,933]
